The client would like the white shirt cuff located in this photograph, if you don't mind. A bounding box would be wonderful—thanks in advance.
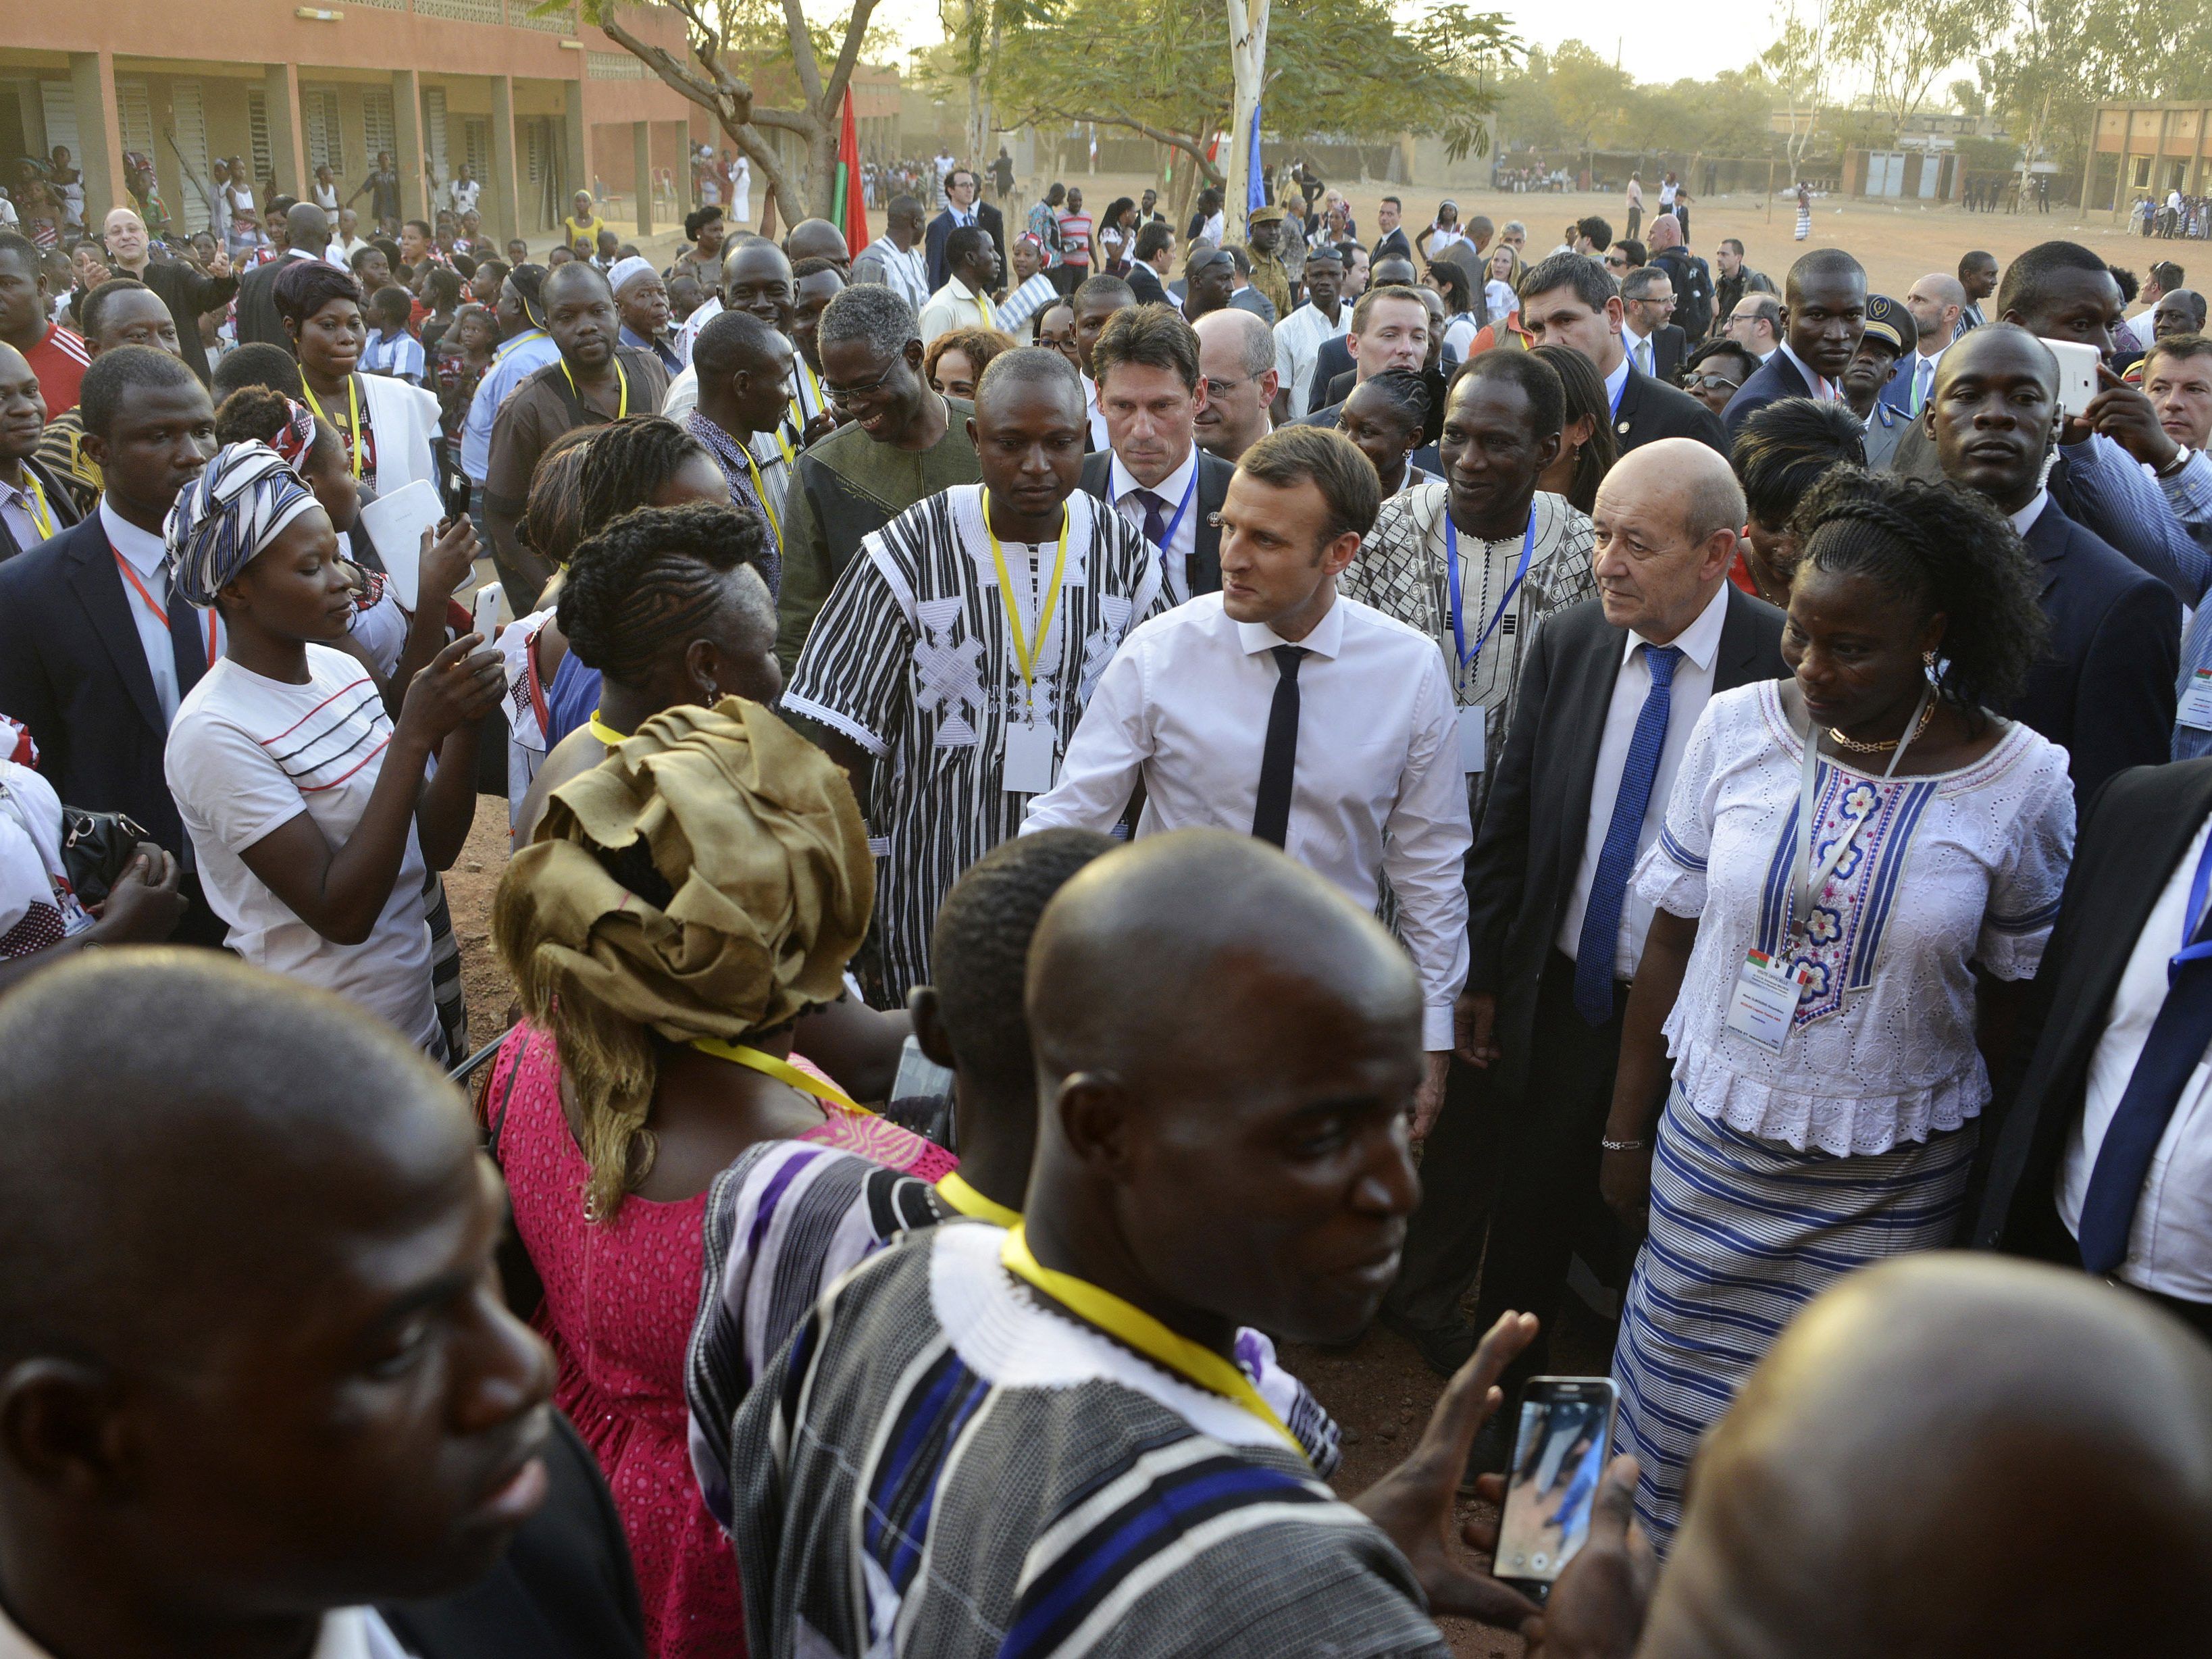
[1423,1002,1455,1052]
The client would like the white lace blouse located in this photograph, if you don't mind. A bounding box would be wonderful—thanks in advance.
[1633,680,2076,1156]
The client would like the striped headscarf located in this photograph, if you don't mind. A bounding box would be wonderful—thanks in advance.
[263,395,319,474]
[163,440,321,609]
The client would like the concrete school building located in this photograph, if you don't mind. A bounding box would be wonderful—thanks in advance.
[4,0,705,245]
[2086,101,2212,219]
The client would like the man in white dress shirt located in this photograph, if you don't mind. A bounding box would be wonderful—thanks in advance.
[1080,303,1234,604]
[1270,244,1347,422]
[1024,424,1472,1131]
[850,193,930,312]
[918,226,1000,345]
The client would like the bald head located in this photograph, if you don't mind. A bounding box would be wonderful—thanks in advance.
[1591,438,1745,640]
[1647,213,1682,252]
[782,218,850,274]
[286,201,330,255]
[1648,1256,2212,1659]
[1904,272,1967,353]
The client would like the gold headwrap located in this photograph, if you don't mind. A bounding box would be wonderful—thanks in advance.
[492,697,873,1219]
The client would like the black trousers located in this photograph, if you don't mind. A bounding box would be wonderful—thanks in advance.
[1385,948,1628,1364]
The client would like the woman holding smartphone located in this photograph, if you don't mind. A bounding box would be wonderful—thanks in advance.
[163,442,501,1058]
[1601,471,2074,1550]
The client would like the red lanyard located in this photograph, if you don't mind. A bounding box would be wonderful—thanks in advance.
[113,546,218,667]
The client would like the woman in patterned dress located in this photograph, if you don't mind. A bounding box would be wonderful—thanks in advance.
[1601,471,2074,1552]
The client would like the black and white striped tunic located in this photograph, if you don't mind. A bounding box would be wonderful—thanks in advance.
[783,485,1168,1002]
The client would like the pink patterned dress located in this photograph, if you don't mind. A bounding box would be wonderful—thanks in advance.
[490,1024,956,1659]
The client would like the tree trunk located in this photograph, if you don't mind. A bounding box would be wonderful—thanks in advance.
[1223,0,1270,243]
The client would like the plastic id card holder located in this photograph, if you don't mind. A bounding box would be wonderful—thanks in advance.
[1724,948,1806,1054]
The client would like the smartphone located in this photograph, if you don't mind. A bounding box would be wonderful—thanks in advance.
[1493,1376,1619,1604]
[2041,336,2102,419]
[471,584,503,644]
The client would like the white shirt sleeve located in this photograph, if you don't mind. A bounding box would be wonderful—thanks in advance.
[1379,651,1474,1049]
[1021,630,1154,835]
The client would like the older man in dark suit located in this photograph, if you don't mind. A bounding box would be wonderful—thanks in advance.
[1722,247,1867,442]
[234,201,329,348]
[1517,251,1726,455]
[1379,438,1786,1431]
[0,347,228,944]
[1931,324,2178,801]
[1976,758,2212,1344]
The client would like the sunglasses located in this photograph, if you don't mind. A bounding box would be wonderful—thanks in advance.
[1684,372,1743,392]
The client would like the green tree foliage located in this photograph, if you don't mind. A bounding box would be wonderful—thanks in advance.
[1828,0,1992,134]
[985,0,1516,189]
[1495,40,1780,161]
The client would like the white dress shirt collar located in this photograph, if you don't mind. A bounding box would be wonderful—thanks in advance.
[1778,340,1836,400]
[101,497,168,581]
[1234,590,1345,662]
[1626,577,1730,672]
[1109,443,1196,515]
[2009,488,2050,537]
[1603,351,1631,407]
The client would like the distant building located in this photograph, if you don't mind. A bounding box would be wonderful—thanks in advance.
[2086,100,2212,218]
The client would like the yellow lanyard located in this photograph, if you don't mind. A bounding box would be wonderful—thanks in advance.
[586,708,628,747]
[981,490,1071,690]
[935,1170,1021,1228]
[798,355,824,415]
[561,357,629,419]
[975,294,992,326]
[688,1035,870,1113]
[14,469,54,541]
[999,1225,1302,1457]
[741,446,783,557]
[301,372,363,479]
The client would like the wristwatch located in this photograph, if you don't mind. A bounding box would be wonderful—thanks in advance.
[2159,444,2195,479]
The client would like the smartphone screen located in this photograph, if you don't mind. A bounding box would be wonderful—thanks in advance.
[1494,1378,1617,1591]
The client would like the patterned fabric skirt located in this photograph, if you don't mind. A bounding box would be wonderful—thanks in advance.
[1795,206,1813,240]
[1612,1082,1977,1552]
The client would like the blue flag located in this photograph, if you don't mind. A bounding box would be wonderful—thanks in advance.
[1247,102,1266,213]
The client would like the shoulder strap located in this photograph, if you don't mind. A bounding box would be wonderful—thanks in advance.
[484,1040,523,1165]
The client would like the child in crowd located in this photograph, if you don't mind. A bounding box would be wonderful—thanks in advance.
[360,285,426,386]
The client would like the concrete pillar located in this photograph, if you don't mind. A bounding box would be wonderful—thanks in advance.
[563,79,588,216]
[68,51,124,229]
[263,63,307,204]
[489,75,521,247]
[393,69,427,225]
[633,120,652,234]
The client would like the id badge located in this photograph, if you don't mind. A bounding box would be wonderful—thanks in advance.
[2180,668,2212,732]
[1457,705,1487,773]
[1002,714,1058,794]
[1724,948,1806,1055]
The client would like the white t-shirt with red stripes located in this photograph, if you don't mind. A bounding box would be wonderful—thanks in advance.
[166,644,438,1050]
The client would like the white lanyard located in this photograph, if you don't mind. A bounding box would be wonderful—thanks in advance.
[1789,686,1930,937]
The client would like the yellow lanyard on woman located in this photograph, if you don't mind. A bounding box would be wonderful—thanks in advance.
[1000,1225,1302,1457]
[935,1170,1021,1228]
[301,372,363,479]
[688,1034,870,1113]
[981,490,1071,690]
[16,469,54,541]
[586,708,628,748]
[561,357,629,419]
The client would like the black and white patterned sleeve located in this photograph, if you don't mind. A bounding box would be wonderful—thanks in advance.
[782,531,915,759]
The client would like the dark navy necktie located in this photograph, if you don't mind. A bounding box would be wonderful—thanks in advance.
[1252,645,1307,848]
[2077,882,2212,1274]
[1136,488,1168,549]
[1574,643,1683,1025]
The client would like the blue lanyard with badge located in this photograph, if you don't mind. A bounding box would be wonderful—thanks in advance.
[1145,466,1199,594]
[2179,666,2212,732]
[2172,821,2212,975]
[1726,686,1931,1054]
[1444,508,1535,773]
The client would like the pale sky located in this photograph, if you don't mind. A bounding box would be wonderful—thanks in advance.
[858,0,1771,93]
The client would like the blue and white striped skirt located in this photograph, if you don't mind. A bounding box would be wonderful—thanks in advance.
[1611,1082,1977,1552]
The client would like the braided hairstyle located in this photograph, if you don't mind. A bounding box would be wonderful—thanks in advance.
[557,501,771,686]
[576,415,717,540]
[520,426,599,573]
[1347,366,1433,453]
[1788,469,2049,719]
[1530,344,1618,514]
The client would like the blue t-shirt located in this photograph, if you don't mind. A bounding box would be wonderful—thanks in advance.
[544,650,602,748]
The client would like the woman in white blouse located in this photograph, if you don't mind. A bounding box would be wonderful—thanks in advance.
[1601,471,2074,1550]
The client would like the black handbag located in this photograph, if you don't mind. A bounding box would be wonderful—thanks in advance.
[59,807,153,908]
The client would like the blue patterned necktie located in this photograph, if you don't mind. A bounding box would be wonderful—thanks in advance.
[1573,643,1684,1025]
[2077,886,2212,1273]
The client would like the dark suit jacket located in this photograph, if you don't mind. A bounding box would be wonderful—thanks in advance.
[925,206,1008,295]
[1617,363,1728,455]
[1649,247,1714,342]
[2011,501,2180,801]
[235,249,318,348]
[1466,588,1786,1116]
[1079,446,1232,595]
[1127,263,1173,307]
[139,256,236,384]
[1720,347,1813,442]
[1625,324,1685,383]
[0,455,84,562]
[0,513,211,857]
[378,1412,646,1659]
[1310,334,1354,411]
[1974,759,2212,1267]
[1878,348,1940,417]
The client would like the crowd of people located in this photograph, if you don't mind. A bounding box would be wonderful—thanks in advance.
[2,143,2211,1659]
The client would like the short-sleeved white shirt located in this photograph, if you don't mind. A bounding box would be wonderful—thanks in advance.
[1633,680,2074,1155]
[166,645,438,1050]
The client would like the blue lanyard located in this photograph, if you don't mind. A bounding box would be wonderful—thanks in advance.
[1608,365,1628,417]
[1445,508,1537,680]
[1158,465,1198,551]
[2174,825,2212,981]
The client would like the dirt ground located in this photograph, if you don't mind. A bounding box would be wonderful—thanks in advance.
[444,802,1616,1656]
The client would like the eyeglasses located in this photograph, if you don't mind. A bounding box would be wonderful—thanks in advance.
[1684,372,1742,392]
[823,359,904,405]
[1203,374,1256,397]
